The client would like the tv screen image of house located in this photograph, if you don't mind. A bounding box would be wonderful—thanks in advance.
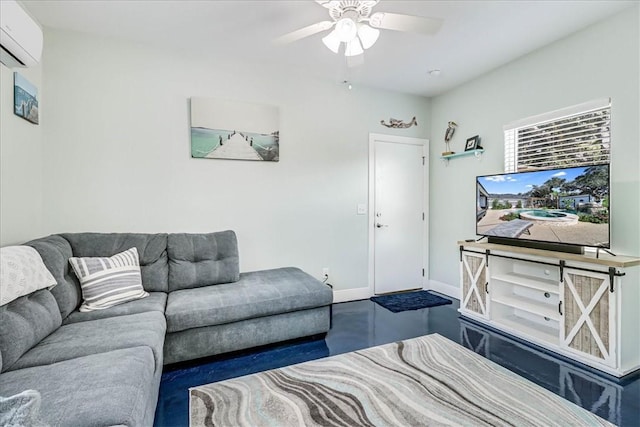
[476,164,609,248]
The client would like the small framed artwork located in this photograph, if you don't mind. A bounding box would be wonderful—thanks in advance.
[13,72,39,125]
[464,135,481,151]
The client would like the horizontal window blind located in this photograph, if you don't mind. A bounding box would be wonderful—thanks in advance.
[503,98,611,172]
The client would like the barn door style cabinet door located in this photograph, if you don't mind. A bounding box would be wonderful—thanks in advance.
[457,241,640,377]
[459,250,488,319]
[560,268,616,368]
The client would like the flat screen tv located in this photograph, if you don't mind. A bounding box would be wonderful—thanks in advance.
[476,164,610,253]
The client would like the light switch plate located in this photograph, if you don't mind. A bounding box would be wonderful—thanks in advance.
[357,204,367,215]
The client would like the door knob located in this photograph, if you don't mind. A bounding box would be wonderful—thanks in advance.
[376,223,388,228]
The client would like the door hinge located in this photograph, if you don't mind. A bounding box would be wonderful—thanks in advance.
[422,268,425,277]
[422,212,425,221]
[422,156,425,165]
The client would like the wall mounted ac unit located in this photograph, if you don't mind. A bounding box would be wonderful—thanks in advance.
[0,0,43,68]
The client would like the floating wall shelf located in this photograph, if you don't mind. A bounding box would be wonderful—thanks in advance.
[441,149,484,164]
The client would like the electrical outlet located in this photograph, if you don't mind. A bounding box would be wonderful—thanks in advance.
[322,267,329,278]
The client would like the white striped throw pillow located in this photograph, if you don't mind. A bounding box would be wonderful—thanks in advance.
[69,247,148,312]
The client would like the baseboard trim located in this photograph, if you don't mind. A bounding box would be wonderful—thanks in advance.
[333,287,371,303]
[426,280,460,300]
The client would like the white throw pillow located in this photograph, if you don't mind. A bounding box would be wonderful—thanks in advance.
[0,390,47,427]
[69,247,148,312]
[0,246,57,306]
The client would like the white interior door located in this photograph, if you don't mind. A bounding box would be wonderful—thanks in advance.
[371,135,426,294]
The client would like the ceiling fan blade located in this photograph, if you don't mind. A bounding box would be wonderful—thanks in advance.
[274,21,335,45]
[369,12,442,35]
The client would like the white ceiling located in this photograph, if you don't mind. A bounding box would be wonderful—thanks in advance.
[22,0,634,97]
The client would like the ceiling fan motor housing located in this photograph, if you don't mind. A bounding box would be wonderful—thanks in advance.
[323,0,379,22]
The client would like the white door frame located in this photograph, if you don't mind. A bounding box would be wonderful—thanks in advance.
[368,133,429,296]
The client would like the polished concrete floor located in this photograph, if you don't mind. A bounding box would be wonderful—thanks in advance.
[155,296,640,426]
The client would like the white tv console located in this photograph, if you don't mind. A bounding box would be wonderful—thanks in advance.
[458,241,640,377]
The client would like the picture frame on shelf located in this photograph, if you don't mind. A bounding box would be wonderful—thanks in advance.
[465,135,481,151]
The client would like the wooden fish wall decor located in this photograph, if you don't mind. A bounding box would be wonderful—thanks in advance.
[380,116,417,128]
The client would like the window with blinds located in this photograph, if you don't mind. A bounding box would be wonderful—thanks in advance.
[503,98,611,172]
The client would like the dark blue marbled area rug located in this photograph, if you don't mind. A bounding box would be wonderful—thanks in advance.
[370,290,452,312]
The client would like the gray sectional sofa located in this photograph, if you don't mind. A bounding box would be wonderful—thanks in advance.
[0,230,333,426]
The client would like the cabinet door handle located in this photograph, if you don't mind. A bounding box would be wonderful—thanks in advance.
[485,282,489,294]
[609,267,616,293]
[558,301,563,315]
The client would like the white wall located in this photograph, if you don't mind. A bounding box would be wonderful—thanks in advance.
[0,62,43,246]
[429,6,640,290]
[40,29,431,292]
[6,8,636,296]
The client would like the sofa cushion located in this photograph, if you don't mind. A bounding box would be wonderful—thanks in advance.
[0,246,57,306]
[62,233,169,292]
[9,311,165,373]
[165,267,333,333]
[167,231,240,291]
[63,291,167,324]
[69,247,149,311]
[0,290,62,373]
[0,347,156,427]
[26,235,80,320]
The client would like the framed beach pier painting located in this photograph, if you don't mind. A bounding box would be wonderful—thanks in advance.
[13,72,39,124]
[190,97,280,162]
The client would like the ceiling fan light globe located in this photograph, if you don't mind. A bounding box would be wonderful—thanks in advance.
[335,17,358,42]
[368,12,384,28]
[322,30,341,53]
[357,24,379,49]
[344,38,364,57]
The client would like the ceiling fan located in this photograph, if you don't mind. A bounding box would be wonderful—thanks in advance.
[275,0,442,57]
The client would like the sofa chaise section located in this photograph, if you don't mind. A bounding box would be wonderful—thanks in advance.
[163,234,333,364]
[164,268,333,364]
[166,267,333,332]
